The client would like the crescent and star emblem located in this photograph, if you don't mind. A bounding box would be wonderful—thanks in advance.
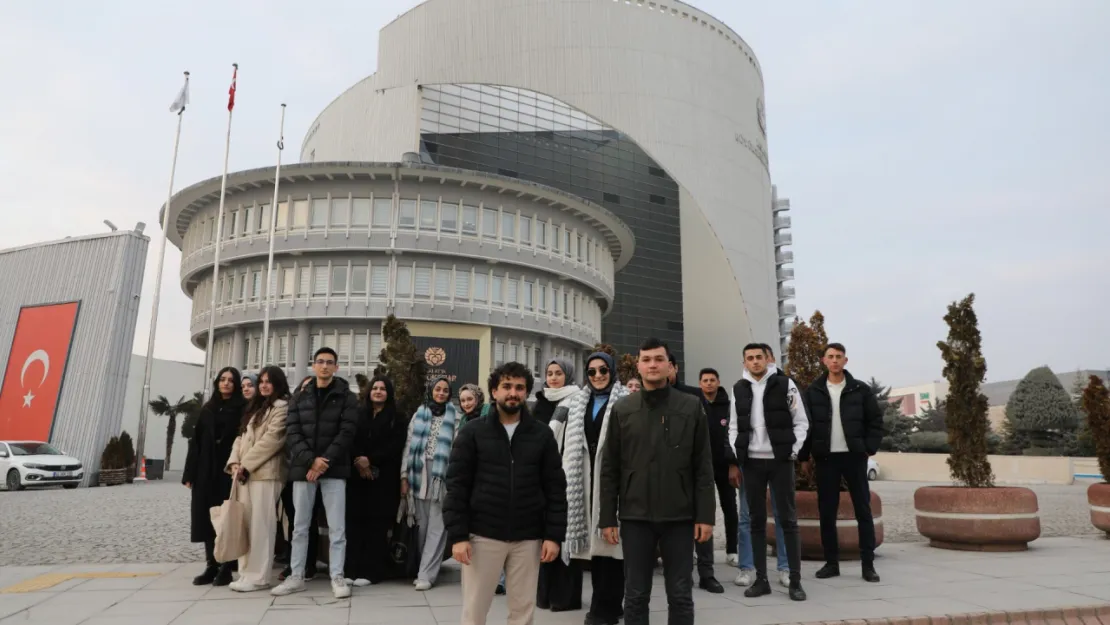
[19,349,50,408]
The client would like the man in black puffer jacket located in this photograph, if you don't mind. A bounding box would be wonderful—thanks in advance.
[445,361,567,625]
[271,347,359,599]
[799,342,883,584]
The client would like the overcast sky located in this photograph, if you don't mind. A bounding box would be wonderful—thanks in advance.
[1,0,1107,388]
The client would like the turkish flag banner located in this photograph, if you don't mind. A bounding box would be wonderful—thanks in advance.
[0,302,80,441]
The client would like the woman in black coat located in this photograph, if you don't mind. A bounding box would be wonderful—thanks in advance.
[345,375,409,585]
[183,366,247,586]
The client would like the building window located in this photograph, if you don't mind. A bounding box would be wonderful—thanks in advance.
[230,210,241,239]
[371,265,389,296]
[331,198,349,227]
[603,192,620,204]
[370,334,383,365]
[251,271,262,301]
[650,194,666,205]
[351,199,371,227]
[520,216,531,245]
[507,278,518,308]
[237,273,248,302]
[338,333,353,369]
[414,267,432,297]
[278,335,290,366]
[310,198,329,228]
[563,292,570,318]
[524,281,534,311]
[351,265,368,296]
[501,212,515,242]
[354,332,368,366]
[372,198,392,227]
[537,283,546,312]
[482,208,498,238]
[474,273,488,303]
[435,269,450,298]
[495,341,505,366]
[292,200,309,229]
[281,267,295,298]
[552,286,560,315]
[276,202,289,232]
[536,221,547,249]
[313,266,328,296]
[331,265,348,295]
[577,234,585,262]
[242,206,255,235]
[491,275,503,305]
[257,204,270,233]
[419,200,437,230]
[564,229,572,257]
[552,226,561,253]
[398,200,417,229]
[455,271,470,300]
[461,205,478,235]
[441,203,458,233]
[396,266,413,296]
[298,267,311,297]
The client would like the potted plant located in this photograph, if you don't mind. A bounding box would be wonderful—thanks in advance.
[769,311,884,560]
[118,431,136,483]
[914,294,1040,550]
[98,436,129,486]
[1081,375,1110,535]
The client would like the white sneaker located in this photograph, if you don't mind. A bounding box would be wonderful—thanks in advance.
[332,576,351,599]
[353,578,372,587]
[414,579,432,591]
[229,579,269,593]
[271,576,306,596]
[779,571,791,587]
[725,553,739,567]
[733,570,755,587]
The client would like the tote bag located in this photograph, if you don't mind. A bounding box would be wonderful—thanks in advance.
[210,480,250,563]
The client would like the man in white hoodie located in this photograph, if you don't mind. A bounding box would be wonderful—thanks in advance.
[728,343,809,601]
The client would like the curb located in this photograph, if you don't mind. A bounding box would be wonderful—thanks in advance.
[787,604,1110,625]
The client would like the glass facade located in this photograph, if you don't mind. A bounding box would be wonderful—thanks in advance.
[418,84,685,367]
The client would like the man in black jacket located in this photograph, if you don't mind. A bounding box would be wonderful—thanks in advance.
[600,338,715,625]
[690,367,732,593]
[271,347,360,599]
[800,342,883,582]
[444,361,567,625]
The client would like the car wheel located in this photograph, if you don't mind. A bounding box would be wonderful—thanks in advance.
[867,469,878,481]
[6,469,23,491]
[63,484,79,490]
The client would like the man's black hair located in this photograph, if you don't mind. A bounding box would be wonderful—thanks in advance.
[313,347,338,361]
[824,342,847,355]
[487,361,535,396]
[639,337,672,359]
[742,343,765,355]
[699,368,719,380]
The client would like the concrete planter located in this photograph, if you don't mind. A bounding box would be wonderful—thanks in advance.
[1088,482,1110,536]
[98,468,128,487]
[914,486,1040,551]
[768,491,884,560]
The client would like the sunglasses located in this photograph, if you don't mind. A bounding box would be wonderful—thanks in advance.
[587,367,610,378]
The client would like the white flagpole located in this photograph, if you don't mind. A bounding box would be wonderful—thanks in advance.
[203,63,238,395]
[136,70,190,479]
[260,103,286,366]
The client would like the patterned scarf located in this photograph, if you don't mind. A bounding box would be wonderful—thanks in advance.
[561,382,628,558]
[407,383,457,502]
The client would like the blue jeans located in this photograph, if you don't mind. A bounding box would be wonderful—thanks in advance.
[737,471,788,572]
[291,478,346,579]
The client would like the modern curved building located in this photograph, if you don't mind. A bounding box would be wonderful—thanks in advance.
[166,161,632,386]
[168,0,790,387]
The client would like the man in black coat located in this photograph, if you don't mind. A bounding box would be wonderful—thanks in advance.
[799,342,883,583]
[271,347,359,599]
[444,361,567,625]
[689,367,732,594]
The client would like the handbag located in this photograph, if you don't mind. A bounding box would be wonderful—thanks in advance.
[389,499,421,579]
[210,480,250,563]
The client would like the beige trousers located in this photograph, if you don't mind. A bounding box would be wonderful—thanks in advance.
[235,479,283,585]
[461,536,542,625]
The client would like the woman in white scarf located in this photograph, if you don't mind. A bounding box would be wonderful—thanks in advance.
[555,352,628,625]
[532,358,582,613]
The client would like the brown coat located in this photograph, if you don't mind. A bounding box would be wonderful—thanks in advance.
[226,399,288,482]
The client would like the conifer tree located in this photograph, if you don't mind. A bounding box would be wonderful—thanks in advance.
[937,294,994,488]
[374,315,427,418]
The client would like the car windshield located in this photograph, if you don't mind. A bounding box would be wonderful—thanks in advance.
[9,442,63,456]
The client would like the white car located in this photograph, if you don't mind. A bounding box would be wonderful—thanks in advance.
[867,457,880,481]
[0,441,84,491]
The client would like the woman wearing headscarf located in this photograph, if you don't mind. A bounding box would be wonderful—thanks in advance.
[345,375,408,586]
[535,358,583,612]
[457,383,486,428]
[400,377,459,591]
[183,366,246,586]
[241,372,258,402]
[559,352,630,624]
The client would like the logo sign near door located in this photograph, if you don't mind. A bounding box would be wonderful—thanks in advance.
[410,336,480,394]
[0,301,81,440]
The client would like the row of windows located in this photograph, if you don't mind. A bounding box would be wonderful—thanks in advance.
[183,195,614,280]
[192,260,604,338]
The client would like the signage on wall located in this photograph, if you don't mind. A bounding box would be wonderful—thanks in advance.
[410,336,481,394]
[0,301,81,441]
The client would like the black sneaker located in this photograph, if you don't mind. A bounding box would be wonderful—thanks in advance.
[862,565,880,583]
[814,563,840,579]
[212,564,234,587]
[192,565,219,586]
[788,582,807,601]
[495,583,506,595]
[699,577,724,594]
[743,577,772,597]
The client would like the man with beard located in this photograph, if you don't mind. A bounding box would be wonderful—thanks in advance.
[444,361,568,625]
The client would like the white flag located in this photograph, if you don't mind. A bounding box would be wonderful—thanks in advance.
[169,76,190,114]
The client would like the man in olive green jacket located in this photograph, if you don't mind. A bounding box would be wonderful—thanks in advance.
[599,338,715,625]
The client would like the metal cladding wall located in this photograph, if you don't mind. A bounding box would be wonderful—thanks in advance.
[301,0,776,387]
[0,232,148,485]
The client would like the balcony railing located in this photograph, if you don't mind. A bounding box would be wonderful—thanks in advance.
[773,215,792,230]
[773,198,791,213]
[774,232,793,247]
[778,285,796,300]
[776,267,794,282]
[779,302,796,317]
[775,250,794,265]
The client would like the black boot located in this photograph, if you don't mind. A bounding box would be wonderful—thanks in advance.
[212,563,234,587]
[862,563,881,583]
[788,581,807,601]
[743,577,771,597]
[815,563,840,579]
[192,565,219,586]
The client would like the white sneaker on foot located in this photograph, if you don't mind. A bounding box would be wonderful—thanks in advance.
[229,579,269,593]
[779,571,791,587]
[353,578,372,587]
[725,553,739,567]
[270,576,305,596]
[332,576,351,599]
[733,570,755,587]
[414,579,432,591]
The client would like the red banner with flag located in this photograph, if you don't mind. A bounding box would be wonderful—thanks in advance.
[0,302,81,441]
[228,64,237,111]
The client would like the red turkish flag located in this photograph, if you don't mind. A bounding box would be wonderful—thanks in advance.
[0,302,80,441]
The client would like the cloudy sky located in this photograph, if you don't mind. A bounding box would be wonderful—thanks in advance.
[1,0,1107,388]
